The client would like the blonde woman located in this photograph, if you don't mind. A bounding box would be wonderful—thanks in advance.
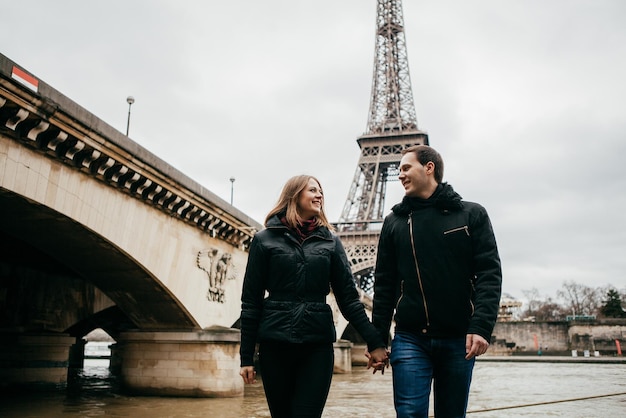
[239,175,388,417]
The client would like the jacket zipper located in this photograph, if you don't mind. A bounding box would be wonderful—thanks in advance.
[408,212,430,326]
[443,225,469,236]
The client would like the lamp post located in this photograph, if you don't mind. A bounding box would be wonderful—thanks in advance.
[230,177,235,205]
[126,96,135,136]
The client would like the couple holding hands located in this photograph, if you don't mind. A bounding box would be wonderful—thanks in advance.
[239,146,502,418]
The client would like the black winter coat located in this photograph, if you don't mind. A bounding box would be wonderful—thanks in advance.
[372,183,502,344]
[239,215,385,367]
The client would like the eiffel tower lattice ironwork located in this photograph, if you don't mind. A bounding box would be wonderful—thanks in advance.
[336,0,429,295]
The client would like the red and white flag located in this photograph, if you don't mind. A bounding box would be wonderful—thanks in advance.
[11,66,39,92]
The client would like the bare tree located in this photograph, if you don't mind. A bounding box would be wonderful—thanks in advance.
[521,288,542,318]
[520,288,567,321]
[557,280,601,316]
[533,297,567,321]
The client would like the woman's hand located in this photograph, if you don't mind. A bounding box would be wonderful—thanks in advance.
[365,347,390,374]
[240,366,257,384]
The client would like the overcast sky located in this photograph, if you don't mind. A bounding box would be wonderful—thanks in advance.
[3,0,625,303]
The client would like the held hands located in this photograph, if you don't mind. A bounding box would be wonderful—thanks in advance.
[240,366,257,384]
[365,347,390,375]
[465,334,490,360]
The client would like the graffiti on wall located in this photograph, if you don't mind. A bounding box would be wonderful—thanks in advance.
[196,248,236,303]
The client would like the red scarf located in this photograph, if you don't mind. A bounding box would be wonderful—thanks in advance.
[281,217,318,242]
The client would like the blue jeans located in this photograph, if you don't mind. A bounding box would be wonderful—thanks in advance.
[390,331,475,418]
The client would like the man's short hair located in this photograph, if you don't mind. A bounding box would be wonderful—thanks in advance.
[401,145,444,183]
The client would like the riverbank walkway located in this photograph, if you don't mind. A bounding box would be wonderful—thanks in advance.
[479,355,626,364]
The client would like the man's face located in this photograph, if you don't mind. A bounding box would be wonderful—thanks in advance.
[398,152,432,198]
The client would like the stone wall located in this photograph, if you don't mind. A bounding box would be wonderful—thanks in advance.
[568,323,626,353]
[492,322,569,354]
[117,328,242,397]
[0,333,75,390]
[490,321,626,355]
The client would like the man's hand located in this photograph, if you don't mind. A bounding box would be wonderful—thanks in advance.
[465,334,490,360]
[240,366,256,384]
[365,347,390,374]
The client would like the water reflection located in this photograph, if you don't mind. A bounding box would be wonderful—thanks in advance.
[67,360,120,394]
[1,356,625,418]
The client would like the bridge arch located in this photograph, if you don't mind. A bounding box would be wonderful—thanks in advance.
[0,187,197,335]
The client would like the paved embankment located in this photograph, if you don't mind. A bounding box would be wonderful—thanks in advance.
[478,355,626,364]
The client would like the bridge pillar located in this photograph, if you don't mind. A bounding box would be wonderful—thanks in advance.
[0,333,75,391]
[68,337,87,368]
[351,343,368,367]
[333,339,354,374]
[116,327,242,397]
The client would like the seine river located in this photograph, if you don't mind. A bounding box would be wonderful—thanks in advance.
[1,344,624,417]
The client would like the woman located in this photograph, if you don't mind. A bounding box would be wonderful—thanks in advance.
[239,175,388,417]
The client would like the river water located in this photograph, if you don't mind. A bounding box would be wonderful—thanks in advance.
[1,344,625,417]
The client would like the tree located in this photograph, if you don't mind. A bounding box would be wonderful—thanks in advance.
[557,281,601,316]
[520,289,566,321]
[533,297,567,321]
[600,289,626,318]
[521,288,542,319]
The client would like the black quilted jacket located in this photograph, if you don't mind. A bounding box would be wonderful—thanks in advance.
[239,215,385,367]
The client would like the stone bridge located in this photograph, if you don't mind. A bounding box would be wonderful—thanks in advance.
[0,53,367,397]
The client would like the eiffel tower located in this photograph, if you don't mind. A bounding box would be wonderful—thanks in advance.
[336,0,429,294]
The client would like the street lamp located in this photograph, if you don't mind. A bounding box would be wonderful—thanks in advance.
[230,177,235,205]
[126,96,135,136]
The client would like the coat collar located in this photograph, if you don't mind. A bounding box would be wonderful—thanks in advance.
[265,214,333,240]
[391,182,464,216]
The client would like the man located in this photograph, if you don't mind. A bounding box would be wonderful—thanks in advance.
[369,145,502,417]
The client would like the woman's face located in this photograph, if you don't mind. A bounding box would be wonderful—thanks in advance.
[297,178,323,220]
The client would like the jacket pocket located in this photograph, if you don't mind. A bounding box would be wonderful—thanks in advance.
[442,225,472,260]
[302,303,336,342]
[258,301,292,341]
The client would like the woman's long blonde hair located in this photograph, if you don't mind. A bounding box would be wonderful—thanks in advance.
[264,175,334,231]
